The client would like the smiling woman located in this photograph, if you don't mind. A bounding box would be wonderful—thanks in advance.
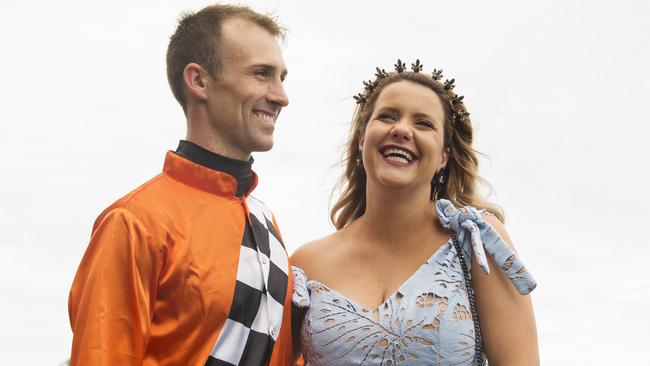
[359,81,447,195]
[290,60,539,365]
[333,63,503,228]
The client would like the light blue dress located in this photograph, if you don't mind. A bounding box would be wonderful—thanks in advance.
[292,199,537,365]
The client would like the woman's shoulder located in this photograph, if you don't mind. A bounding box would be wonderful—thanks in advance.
[480,212,514,247]
[436,200,511,240]
[290,230,346,279]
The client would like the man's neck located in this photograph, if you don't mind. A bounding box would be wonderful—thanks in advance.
[185,114,251,161]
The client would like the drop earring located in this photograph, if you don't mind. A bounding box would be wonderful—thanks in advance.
[431,169,446,199]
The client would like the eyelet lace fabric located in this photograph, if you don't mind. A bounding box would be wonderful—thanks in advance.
[292,199,536,365]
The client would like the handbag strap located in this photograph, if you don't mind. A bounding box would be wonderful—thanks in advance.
[451,230,486,366]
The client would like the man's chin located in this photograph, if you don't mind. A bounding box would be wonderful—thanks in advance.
[253,140,274,153]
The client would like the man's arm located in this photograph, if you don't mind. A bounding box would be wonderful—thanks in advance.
[68,207,164,366]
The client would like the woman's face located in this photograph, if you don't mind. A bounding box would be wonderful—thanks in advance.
[359,80,448,191]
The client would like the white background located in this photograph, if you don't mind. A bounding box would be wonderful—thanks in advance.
[1,0,649,364]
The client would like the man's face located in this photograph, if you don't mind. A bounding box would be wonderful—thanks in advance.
[204,19,289,160]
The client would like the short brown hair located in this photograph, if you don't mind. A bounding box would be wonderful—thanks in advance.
[166,4,285,113]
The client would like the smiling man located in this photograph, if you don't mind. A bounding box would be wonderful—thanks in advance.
[68,5,292,366]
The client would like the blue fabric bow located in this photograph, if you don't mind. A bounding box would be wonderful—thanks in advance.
[436,199,537,295]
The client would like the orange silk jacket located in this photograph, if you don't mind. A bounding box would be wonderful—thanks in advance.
[69,151,293,365]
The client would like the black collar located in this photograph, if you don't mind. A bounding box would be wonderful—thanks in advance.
[174,140,253,196]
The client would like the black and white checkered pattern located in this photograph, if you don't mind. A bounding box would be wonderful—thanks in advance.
[206,196,289,366]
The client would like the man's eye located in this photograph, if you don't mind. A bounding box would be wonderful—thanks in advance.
[255,70,270,77]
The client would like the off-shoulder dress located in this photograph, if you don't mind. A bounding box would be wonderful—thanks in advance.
[292,199,537,365]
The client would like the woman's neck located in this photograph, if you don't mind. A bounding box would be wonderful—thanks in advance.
[354,182,437,248]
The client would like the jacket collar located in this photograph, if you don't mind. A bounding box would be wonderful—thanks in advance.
[163,151,259,197]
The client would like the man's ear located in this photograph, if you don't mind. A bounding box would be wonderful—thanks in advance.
[182,63,209,102]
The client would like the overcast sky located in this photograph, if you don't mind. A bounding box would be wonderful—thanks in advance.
[1,0,649,364]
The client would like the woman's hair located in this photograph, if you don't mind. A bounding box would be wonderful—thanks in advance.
[330,68,504,230]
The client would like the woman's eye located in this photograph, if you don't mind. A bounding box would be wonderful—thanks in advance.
[417,120,434,128]
[378,113,395,120]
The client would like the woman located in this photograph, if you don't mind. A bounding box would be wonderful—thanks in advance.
[291,60,538,365]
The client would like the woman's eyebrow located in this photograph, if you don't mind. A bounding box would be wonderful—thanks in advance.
[413,112,436,121]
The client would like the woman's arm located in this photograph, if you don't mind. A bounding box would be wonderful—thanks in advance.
[289,243,317,363]
[291,305,307,363]
[472,215,539,366]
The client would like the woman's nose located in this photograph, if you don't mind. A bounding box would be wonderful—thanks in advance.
[390,120,412,141]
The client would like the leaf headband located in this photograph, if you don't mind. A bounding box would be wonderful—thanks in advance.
[353,59,471,125]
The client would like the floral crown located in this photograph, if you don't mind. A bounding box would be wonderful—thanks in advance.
[353,59,471,124]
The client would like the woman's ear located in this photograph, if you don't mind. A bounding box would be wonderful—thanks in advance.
[358,133,365,152]
[440,147,449,170]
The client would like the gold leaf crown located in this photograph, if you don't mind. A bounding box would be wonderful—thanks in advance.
[353,59,471,124]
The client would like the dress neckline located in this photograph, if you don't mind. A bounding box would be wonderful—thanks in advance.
[304,238,452,312]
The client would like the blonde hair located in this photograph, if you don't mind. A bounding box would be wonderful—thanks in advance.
[330,71,504,229]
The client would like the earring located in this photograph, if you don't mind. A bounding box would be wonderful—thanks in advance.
[356,153,365,176]
[431,169,446,199]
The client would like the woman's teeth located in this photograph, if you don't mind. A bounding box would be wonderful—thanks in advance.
[386,156,410,164]
[382,147,414,162]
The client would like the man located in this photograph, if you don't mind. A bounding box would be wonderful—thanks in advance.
[68,4,292,365]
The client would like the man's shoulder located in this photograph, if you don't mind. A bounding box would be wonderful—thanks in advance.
[94,172,181,228]
[112,173,169,211]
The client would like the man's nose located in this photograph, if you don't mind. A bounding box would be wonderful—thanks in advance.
[267,81,289,107]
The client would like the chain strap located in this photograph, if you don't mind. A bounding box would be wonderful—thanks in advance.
[450,231,486,366]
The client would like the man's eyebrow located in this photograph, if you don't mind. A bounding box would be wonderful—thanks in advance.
[250,63,288,78]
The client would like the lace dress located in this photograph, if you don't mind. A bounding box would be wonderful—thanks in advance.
[292,200,537,365]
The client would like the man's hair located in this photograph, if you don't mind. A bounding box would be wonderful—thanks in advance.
[166,4,285,113]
